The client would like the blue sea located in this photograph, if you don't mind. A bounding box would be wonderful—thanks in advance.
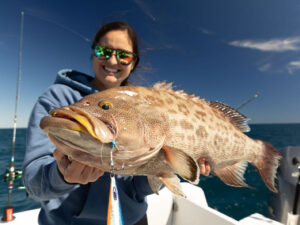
[1,124,300,220]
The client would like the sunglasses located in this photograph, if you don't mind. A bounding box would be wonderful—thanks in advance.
[93,45,136,65]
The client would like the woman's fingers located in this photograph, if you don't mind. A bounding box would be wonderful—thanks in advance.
[197,157,211,176]
[54,149,103,184]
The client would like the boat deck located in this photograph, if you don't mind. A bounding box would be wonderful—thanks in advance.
[1,183,283,225]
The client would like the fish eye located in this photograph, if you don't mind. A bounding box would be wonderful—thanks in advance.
[99,101,112,110]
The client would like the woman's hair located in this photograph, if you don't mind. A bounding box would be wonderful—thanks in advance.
[91,21,140,86]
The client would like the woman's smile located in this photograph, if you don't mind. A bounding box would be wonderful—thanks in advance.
[103,66,120,74]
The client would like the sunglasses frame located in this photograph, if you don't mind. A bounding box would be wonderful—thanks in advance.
[93,45,137,65]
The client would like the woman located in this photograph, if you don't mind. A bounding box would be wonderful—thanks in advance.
[22,21,210,225]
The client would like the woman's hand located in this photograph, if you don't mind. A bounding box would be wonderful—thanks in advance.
[53,149,104,184]
[197,158,211,176]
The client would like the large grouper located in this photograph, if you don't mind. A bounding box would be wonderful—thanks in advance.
[40,82,281,197]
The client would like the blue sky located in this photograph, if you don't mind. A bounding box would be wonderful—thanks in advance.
[1,0,300,128]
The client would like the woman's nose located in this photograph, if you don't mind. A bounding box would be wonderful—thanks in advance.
[107,51,118,65]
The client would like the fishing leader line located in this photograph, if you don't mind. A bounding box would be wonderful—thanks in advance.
[107,140,124,225]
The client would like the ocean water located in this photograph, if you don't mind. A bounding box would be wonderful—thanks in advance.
[1,124,300,220]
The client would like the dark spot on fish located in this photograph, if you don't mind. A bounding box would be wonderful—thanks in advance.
[168,109,178,114]
[166,98,174,104]
[175,133,185,139]
[194,113,201,120]
[234,133,240,139]
[187,135,196,142]
[196,103,205,110]
[155,98,164,106]
[180,120,194,130]
[145,95,156,102]
[217,122,223,129]
[177,104,190,115]
[196,126,208,138]
[214,134,224,147]
[196,110,206,117]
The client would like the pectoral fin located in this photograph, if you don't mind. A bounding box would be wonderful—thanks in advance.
[159,174,186,198]
[213,161,253,189]
[147,175,163,195]
[162,146,199,184]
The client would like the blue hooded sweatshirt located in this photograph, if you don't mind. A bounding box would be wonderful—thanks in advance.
[22,69,153,225]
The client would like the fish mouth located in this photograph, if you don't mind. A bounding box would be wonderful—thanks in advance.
[41,106,116,143]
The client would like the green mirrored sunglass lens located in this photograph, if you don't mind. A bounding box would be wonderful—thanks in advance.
[94,47,102,57]
[95,46,111,58]
[103,48,112,58]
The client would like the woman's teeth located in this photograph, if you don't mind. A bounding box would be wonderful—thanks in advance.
[104,66,119,73]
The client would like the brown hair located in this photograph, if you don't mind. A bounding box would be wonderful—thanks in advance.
[91,21,140,86]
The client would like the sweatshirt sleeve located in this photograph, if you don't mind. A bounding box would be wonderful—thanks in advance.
[22,88,77,201]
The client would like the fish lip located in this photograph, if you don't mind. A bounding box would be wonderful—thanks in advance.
[49,133,89,153]
[49,106,115,143]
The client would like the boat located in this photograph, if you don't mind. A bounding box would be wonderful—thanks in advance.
[1,182,283,225]
[269,146,300,225]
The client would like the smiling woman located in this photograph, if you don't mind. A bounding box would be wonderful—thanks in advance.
[91,29,136,89]
[22,21,152,225]
[91,22,140,90]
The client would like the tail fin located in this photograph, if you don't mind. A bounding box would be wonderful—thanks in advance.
[252,140,282,193]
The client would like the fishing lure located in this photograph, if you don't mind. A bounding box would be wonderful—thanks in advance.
[107,141,124,225]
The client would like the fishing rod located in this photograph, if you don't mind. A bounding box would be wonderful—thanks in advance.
[235,91,260,110]
[1,11,95,222]
[1,11,92,221]
[1,11,24,223]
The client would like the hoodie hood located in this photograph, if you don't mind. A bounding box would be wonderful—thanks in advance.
[55,69,98,95]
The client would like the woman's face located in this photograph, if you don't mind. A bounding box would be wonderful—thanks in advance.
[92,30,135,90]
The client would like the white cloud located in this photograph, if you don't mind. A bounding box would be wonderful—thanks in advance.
[258,63,272,72]
[133,0,157,22]
[287,61,300,74]
[198,27,215,36]
[229,37,300,52]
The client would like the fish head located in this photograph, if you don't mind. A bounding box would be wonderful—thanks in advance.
[40,87,167,171]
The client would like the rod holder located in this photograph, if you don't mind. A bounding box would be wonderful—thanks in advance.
[1,206,15,222]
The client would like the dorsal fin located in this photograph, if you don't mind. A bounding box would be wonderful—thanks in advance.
[208,101,250,132]
[153,81,205,103]
[153,81,174,90]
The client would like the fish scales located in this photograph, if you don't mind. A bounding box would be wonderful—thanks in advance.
[40,82,281,197]
[135,84,251,168]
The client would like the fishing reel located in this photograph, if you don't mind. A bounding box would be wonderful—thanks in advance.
[1,168,24,222]
[3,168,22,182]
[2,168,25,190]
